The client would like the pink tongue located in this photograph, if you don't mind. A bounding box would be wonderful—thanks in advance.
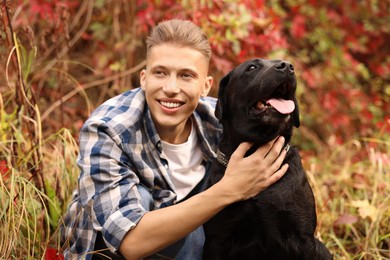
[267,99,295,114]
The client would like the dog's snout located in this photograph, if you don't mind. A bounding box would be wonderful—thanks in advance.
[275,61,294,74]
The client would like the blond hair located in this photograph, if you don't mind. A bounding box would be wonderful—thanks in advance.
[146,19,211,62]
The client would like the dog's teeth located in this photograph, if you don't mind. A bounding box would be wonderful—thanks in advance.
[255,101,273,111]
[256,101,266,109]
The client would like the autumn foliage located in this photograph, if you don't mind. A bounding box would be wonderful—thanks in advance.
[2,0,388,146]
[0,0,389,258]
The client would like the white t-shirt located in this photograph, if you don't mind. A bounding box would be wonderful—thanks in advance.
[161,122,205,201]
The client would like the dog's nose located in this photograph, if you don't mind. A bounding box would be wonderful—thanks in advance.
[275,61,294,74]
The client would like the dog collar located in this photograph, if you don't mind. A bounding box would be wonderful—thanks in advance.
[217,149,229,167]
[217,144,290,168]
[217,144,290,167]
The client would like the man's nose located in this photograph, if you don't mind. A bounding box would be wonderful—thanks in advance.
[163,76,180,94]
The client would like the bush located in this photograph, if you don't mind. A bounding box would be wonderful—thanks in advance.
[0,0,389,258]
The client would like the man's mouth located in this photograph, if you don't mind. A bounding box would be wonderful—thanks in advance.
[159,100,183,109]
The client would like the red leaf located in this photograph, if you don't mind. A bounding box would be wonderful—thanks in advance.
[45,248,64,260]
[0,160,10,181]
[377,117,390,133]
[212,56,233,74]
[290,15,306,39]
[30,0,54,19]
[334,213,358,226]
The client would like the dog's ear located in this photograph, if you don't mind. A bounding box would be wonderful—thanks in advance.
[292,96,300,127]
[215,72,231,121]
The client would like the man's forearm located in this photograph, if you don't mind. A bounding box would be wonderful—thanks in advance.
[118,181,235,260]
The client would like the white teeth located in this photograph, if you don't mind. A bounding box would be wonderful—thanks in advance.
[160,101,181,108]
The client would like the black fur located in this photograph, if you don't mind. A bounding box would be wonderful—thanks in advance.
[203,58,332,260]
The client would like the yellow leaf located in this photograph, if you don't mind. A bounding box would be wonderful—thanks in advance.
[351,199,379,222]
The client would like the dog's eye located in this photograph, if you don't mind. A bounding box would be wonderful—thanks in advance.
[247,65,257,71]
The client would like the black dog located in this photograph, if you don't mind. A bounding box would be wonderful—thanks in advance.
[203,58,332,260]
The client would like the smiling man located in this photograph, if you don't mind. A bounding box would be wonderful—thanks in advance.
[61,19,288,260]
[141,44,213,144]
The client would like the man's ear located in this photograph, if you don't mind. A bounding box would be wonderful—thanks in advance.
[140,69,146,90]
[215,72,231,121]
[292,96,300,128]
[201,76,213,97]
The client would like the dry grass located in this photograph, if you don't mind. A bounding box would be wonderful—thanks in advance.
[307,138,390,259]
[0,121,79,258]
[1,115,388,259]
[0,2,388,258]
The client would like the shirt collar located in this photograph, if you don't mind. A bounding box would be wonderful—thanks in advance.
[143,104,163,153]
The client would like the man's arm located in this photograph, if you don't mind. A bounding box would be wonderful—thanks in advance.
[119,137,288,259]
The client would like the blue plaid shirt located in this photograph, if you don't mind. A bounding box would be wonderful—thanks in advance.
[61,88,222,259]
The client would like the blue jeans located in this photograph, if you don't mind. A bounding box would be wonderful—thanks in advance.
[138,185,205,260]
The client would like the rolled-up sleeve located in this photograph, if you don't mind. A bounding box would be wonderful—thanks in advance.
[77,119,147,251]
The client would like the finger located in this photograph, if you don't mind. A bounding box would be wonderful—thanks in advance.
[268,164,289,184]
[254,137,279,158]
[268,148,287,174]
[231,142,253,159]
[263,136,285,162]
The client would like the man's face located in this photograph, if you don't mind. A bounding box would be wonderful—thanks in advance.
[140,44,213,142]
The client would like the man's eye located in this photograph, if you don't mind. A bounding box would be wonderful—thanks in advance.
[154,70,165,76]
[181,73,194,79]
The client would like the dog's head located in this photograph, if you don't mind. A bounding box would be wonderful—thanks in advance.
[216,58,300,147]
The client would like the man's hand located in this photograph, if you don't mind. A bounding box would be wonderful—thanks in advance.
[219,136,288,202]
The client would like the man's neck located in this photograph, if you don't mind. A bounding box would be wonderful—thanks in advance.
[158,118,192,144]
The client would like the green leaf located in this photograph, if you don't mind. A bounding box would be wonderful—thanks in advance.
[45,181,61,229]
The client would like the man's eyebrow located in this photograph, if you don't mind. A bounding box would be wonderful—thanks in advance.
[180,68,198,75]
[149,65,166,70]
[149,65,199,76]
